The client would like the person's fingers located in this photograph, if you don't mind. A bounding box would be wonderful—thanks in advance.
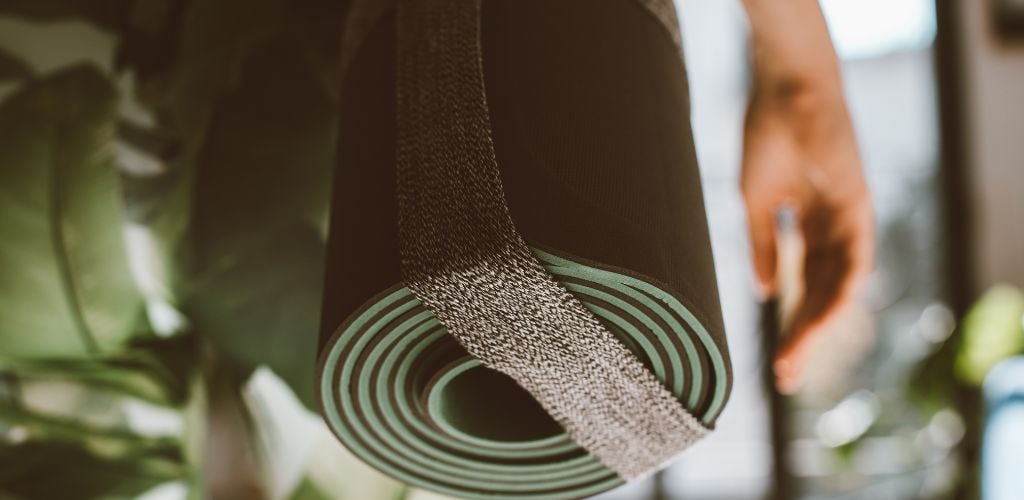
[774,201,871,390]
[742,194,779,299]
[774,335,812,394]
[774,236,850,389]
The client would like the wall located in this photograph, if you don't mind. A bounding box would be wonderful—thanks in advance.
[958,0,1024,291]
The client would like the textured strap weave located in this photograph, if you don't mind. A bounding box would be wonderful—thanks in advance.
[394,0,707,480]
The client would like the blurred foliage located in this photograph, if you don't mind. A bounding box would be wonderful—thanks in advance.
[905,285,1024,500]
[0,0,131,31]
[127,0,342,408]
[183,31,337,408]
[0,65,145,359]
[0,0,398,497]
[289,478,333,500]
[9,334,197,407]
[0,49,32,81]
[0,441,184,500]
[956,286,1024,385]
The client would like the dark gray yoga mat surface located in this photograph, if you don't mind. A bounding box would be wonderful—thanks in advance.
[318,0,732,496]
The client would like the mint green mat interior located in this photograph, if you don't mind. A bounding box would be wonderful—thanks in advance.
[317,248,727,499]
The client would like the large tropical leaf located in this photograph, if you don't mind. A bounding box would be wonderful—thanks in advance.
[124,0,342,309]
[0,48,32,82]
[184,34,337,408]
[0,441,184,500]
[0,0,132,32]
[0,65,144,359]
[10,334,196,406]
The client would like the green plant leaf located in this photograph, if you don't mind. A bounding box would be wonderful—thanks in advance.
[0,402,181,458]
[0,441,184,500]
[124,0,341,308]
[188,226,326,407]
[0,0,132,32]
[0,65,144,360]
[956,285,1024,385]
[183,34,337,408]
[0,49,32,82]
[5,334,196,406]
[290,477,332,500]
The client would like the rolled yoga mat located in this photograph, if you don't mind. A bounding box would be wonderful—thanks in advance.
[318,0,733,497]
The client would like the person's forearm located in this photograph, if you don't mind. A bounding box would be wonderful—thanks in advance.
[740,1,871,393]
[742,0,843,97]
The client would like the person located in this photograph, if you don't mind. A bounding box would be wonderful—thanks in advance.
[326,0,873,406]
[739,0,873,392]
[317,0,875,493]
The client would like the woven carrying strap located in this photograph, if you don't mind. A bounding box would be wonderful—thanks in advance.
[394,0,707,480]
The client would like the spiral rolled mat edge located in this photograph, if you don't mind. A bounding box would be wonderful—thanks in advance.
[317,248,728,499]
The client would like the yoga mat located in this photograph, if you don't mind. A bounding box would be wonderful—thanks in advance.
[318,0,733,496]
[318,247,728,498]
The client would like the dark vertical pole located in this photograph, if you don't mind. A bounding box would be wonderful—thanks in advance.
[652,471,668,500]
[761,298,792,500]
[933,0,974,315]
[932,2,980,499]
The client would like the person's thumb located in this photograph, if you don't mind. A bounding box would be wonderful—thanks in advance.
[744,199,779,299]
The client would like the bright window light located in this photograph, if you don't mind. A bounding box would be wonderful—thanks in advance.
[820,0,937,59]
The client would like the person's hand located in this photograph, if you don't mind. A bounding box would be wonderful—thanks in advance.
[740,84,874,393]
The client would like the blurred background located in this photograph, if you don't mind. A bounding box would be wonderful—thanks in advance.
[1,0,1023,499]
